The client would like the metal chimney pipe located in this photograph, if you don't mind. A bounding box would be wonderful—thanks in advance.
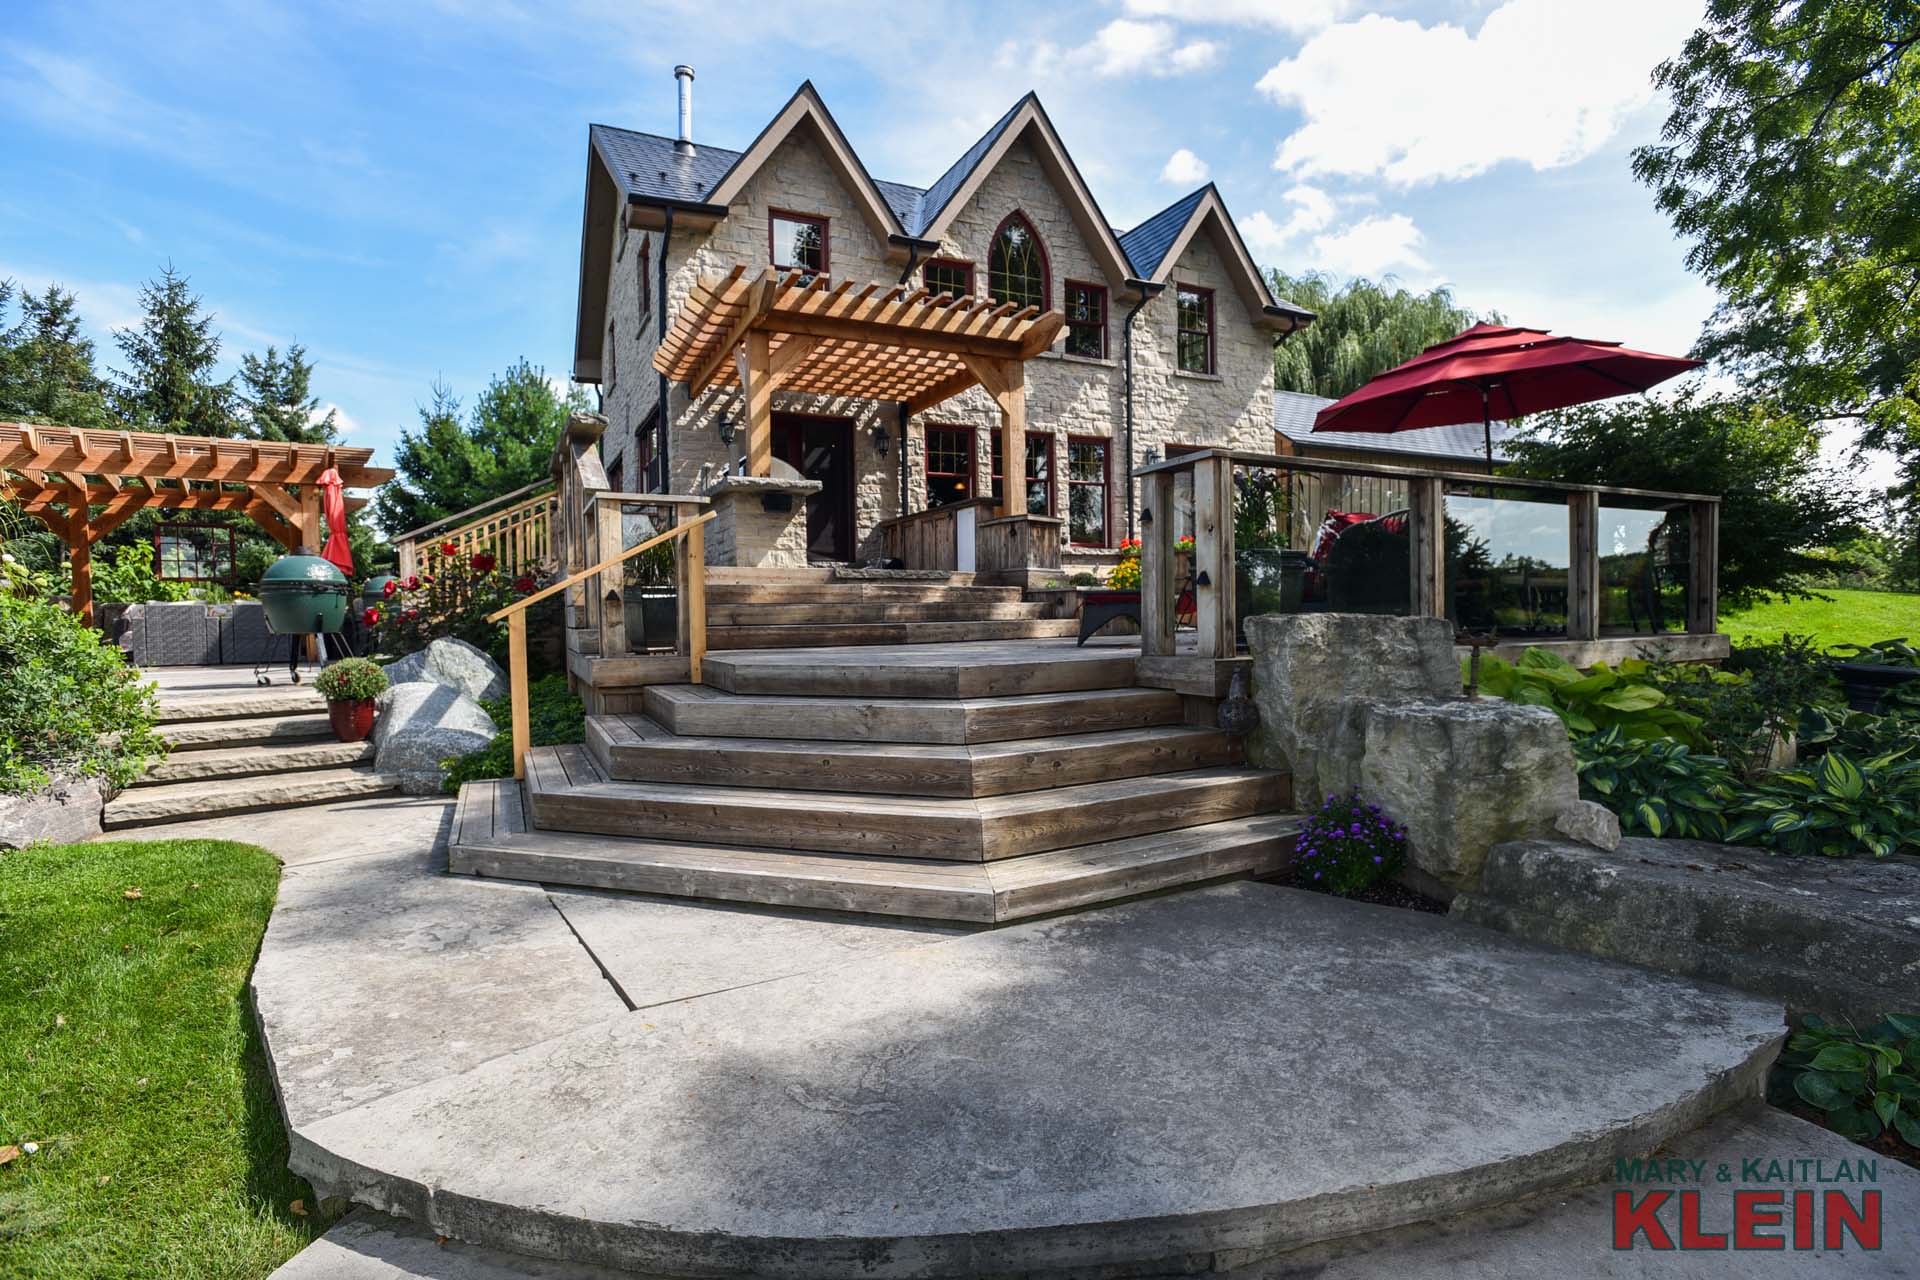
[674,65,695,156]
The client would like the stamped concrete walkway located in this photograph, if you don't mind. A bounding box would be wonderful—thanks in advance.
[119,795,1918,1278]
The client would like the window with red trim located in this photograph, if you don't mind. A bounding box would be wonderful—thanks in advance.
[922,259,974,299]
[1064,281,1106,358]
[988,212,1047,310]
[770,210,828,278]
[1067,437,1110,546]
[925,426,974,507]
[990,431,1055,516]
[638,234,652,323]
[1176,285,1214,373]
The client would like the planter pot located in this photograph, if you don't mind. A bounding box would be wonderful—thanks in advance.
[624,590,680,653]
[327,698,376,743]
[1833,661,1920,714]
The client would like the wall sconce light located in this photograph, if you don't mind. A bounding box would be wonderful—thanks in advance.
[1143,446,1160,465]
[717,414,736,446]
[1141,506,1154,526]
[871,424,891,457]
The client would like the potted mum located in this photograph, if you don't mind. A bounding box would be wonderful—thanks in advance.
[314,657,389,743]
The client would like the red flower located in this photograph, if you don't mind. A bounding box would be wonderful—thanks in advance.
[382,580,397,597]
[404,608,419,621]
[404,575,420,590]
[421,573,434,584]
[470,552,496,573]
[513,575,535,594]
[439,541,458,556]
[363,607,381,626]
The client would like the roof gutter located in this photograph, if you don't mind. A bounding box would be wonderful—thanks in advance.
[1122,278,1164,541]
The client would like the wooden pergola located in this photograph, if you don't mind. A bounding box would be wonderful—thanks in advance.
[1,423,394,623]
[653,267,1065,517]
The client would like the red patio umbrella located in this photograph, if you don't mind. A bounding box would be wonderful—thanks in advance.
[317,466,355,575]
[1311,323,1703,469]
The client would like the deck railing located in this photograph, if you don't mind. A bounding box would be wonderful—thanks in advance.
[392,481,556,581]
[1133,448,1720,661]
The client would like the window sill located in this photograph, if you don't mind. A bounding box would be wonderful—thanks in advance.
[1174,368,1224,382]
[1039,350,1116,369]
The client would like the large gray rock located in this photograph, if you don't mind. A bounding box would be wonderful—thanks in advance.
[373,681,497,796]
[1456,837,1920,1023]
[1245,613,1459,799]
[1359,698,1580,898]
[0,774,106,849]
[383,637,507,705]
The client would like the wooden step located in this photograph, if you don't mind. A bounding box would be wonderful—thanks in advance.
[707,618,1082,650]
[160,712,336,751]
[588,715,1245,797]
[136,738,375,785]
[525,745,1289,861]
[453,780,1301,924]
[705,583,1022,604]
[706,600,1048,626]
[701,640,1136,698]
[102,766,397,828]
[641,683,1183,745]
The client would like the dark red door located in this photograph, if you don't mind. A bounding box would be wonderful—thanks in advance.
[773,413,854,562]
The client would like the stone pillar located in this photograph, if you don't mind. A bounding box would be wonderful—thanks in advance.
[703,475,822,568]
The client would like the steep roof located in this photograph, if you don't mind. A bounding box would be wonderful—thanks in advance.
[907,96,1030,238]
[1119,185,1313,328]
[1117,188,1207,279]
[589,124,742,207]
[1275,390,1516,464]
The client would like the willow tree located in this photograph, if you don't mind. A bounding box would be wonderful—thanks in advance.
[1268,271,1483,400]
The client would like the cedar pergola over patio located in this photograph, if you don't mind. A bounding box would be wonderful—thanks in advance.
[652,267,1065,517]
[1,423,394,624]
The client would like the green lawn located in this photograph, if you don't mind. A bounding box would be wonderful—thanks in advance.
[0,839,315,1279]
[1720,587,1920,651]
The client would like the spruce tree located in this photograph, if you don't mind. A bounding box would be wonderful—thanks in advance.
[112,264,233,435]
[0,281,113,428]
[237,343,336,444]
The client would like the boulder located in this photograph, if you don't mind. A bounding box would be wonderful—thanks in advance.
[1244,613,1459,800]
[0,774,107,849]
[1357,698,1580,898]
[382,637,507,704]
[1554,799,1622,851]
[373,681,498,796]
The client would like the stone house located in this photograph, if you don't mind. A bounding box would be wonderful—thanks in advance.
[574,71,1311,569]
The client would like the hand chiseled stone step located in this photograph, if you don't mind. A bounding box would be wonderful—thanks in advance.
[706,617,1082,650]
[641,683,1183,745]
[136,738,375,785]
[453,777,1301,924]
[524,744,1289,861]
[587,715,1245,798]
[103,766,396,828]
[155,688,326,724]
[160,711,336,751]
[701,639,1137,699]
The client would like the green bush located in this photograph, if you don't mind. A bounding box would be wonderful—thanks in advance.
[313,657,388,702]
[1470,647,1706,745]
[0,594,166,792]
[1572,727,1739,840]
[1649,634,1843,774]
[93,542,194,604]
[1725,752,1920,859]
[1292,789,1407,896]
[1833,637,1920,669]
[1772,1014,1920,1149]
[440,674,584,793]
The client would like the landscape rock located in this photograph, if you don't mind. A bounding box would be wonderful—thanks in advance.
[1244,613,1459,798]
[1358,698,1580,898]
[1553,800,1621,851]
[382,637,507,705]
[373,681,497,796]
[0,774,106,849]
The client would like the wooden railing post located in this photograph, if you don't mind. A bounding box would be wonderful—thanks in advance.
[686,518,707,683]
[1688,499,1719,635]
[507,609,529,780]
[596,495,626,656]
[1567,490,1600,641]
[1408,476,1447,619]
[1140,469,1176,657]
[1192,455,1236,658]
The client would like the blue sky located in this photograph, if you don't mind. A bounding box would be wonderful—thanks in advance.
[13,0,1878,483]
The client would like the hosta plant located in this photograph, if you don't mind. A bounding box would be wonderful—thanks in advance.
[1473,647,1706,746]
[1773,1014,1920,1150]
[1724,751,1920,858]
[1833,638,1920,669]
[1572,726,1739,840]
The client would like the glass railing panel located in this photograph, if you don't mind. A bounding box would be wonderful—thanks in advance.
[612,498,689,654]
[1598,502,1690,635]
[1445,488,1570,637]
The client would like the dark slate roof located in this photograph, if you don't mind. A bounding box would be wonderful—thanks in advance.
[590,124,743,206]
[909,96,1029,237]
[873,179,926,234]
[1274,390,1516,463]
[1117,187,1208,279]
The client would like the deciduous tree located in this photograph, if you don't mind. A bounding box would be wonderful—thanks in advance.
[1269,270,1484,399]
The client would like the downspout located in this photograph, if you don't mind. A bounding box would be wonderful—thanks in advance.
[654,206,674,490]
[895,242,926,521]
[1121,282,1157,541]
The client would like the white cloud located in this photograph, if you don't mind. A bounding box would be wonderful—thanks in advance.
[1160,148,1210,185]
[1080,20,1220,77]
[313,402,359,437]
[1241,184,1338,260]
[1257,0,1704,187]
[1307,214,1431,278]
[1124,0,1360,35]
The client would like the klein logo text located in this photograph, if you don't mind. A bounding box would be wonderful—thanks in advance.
[1612,1189,1881,1251]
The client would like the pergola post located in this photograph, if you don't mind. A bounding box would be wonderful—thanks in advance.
[65,506,94,626]
[737,331,775,478]
[963,356,1026,519]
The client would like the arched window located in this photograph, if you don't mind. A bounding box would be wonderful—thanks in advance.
[987,212,1048,311]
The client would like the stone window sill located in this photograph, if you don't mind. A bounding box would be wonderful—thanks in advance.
[1174,368,1224,383]
[1038,350,1117,370]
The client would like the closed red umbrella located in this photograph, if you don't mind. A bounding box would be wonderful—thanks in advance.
[1312,323,1703,468]
[318,467,354,575]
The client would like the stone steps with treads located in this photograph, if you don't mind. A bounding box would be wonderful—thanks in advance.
[700,638,1136,699]
[160,712,337,751]
[706,616,1082,650]
[105,765,396,828]
[139,738,376,784]
[640,682,1183,744]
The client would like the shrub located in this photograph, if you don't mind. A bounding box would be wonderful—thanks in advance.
[364,543,543,658]
[1293,789,1407,895]
[1471,647,1705,745]
[1833,638,1920,669]
[313,657,388,702]
[1772,1014,1920,1149]
[93,542,194,604]
[1725,751,1920,859]
[0,594,166,792]
[1572,727,1739,840]
[440,674,583,793]
[1106,539,1142,590]
[1650,634,1843,773]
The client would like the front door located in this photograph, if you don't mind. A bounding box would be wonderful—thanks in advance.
[773,413,855,561]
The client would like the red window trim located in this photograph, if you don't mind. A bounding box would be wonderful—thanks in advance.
[921,257,975,299]
[989,429,1057,517]
[637,234,652,323]
[1176,284,1215,374]
[1066,434,1112,548]
[769,208,830,277]
[1064,279,1108,359]
[924,423,975,505]
[987,209,1050,310]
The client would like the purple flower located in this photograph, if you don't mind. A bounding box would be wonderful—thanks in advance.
[1373,855,1382,864]
[1312,871,1321,880]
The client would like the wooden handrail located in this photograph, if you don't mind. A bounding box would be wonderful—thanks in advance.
[487,508,716,780]
[392,480,555,544]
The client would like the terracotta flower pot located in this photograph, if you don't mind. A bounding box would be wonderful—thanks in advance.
[327,698,376,743]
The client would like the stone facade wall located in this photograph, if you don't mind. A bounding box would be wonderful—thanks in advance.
[593,125,1275,565]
